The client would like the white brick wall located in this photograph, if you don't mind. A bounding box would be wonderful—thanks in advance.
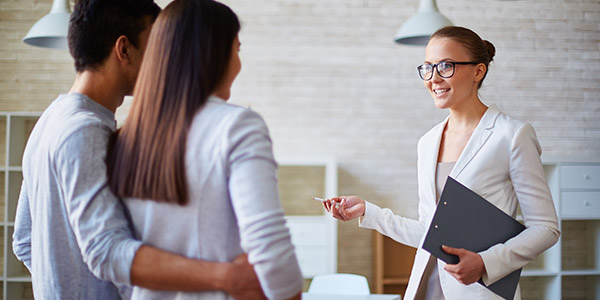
[218,0,600,280]
[2,0,599,290]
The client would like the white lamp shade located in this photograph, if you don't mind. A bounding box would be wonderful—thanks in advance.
[23,0,71,50]
[394,0,453,46]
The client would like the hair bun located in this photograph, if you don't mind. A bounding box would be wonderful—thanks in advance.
[483,40,496,62]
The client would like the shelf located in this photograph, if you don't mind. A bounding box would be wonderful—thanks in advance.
[373,231,416,296]
[0,172,4,224]
[5,277,31,282]
[562,270,600,276]
[515,162,600,300]
[521,270,558,277]
[519,276,560,300]
[0,116,6,168]
[0,113,41,300]
[542,161,600,300]
[381,277,409,285]
[7,116,38,168]
[561,275,600,300]
[7,171,23,223]
[0,229,4,277]
[561,219,600,271]
[5,282,33,300]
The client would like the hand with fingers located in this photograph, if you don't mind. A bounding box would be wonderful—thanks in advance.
[226,254,267,300]
[441,245,487,285]
[322,196,365,221]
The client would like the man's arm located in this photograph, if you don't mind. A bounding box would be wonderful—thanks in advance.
[58,123,265,298]
[13,181,33,272]
[132,248,265,299]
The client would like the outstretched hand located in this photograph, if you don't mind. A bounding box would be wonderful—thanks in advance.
[442,245,486,285]
[322,196,365,221]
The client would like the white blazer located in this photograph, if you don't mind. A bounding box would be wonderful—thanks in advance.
[360,104,560,300]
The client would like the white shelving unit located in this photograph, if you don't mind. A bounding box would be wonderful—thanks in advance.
[277,158,337,278]
[0,112,40,300]
[520,159,600,300]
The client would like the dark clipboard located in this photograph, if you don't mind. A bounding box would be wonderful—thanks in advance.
[422,177,525,300]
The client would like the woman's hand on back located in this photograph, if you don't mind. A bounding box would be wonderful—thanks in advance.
[323,196,366,221]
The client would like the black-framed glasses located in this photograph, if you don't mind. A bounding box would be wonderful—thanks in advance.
[417,61,479,81]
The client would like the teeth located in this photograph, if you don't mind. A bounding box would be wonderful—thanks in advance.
[434,88,449,95]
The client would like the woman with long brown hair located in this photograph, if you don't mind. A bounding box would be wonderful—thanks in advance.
[107,0,303,299]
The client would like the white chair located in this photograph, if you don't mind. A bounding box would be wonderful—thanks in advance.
[307,273,370,295]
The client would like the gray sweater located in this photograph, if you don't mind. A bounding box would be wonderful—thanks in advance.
[13,93,141,299]
[125,97,303,300]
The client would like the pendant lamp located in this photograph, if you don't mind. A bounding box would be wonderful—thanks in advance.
[23,0,71,50]
[394,0,453,46]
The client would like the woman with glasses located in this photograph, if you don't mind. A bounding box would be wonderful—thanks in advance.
[106,0,303,299]
[323,26,559,299]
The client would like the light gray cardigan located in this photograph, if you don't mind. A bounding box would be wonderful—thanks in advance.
[125,97,303,300]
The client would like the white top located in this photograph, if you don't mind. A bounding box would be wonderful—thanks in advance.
[415,161,454,300]
[435,162,456,204]
[125,97,303,300]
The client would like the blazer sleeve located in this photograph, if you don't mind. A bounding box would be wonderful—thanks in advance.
[359,131,437,248]
[479,123,560,285]
[359,201,426,248]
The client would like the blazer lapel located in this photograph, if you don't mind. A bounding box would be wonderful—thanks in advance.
[451,105,501,178]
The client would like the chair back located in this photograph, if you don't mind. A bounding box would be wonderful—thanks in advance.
[307,273,370,295]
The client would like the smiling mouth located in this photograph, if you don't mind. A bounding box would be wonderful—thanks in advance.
[433,88,450,95]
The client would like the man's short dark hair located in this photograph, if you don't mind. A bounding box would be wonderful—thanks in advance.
[68,0,161,72]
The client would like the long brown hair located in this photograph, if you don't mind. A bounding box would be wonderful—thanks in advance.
[107,0,240,205]
[431,26,496,89]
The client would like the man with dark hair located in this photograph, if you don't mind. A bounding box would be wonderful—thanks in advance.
[13,0,265,299]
